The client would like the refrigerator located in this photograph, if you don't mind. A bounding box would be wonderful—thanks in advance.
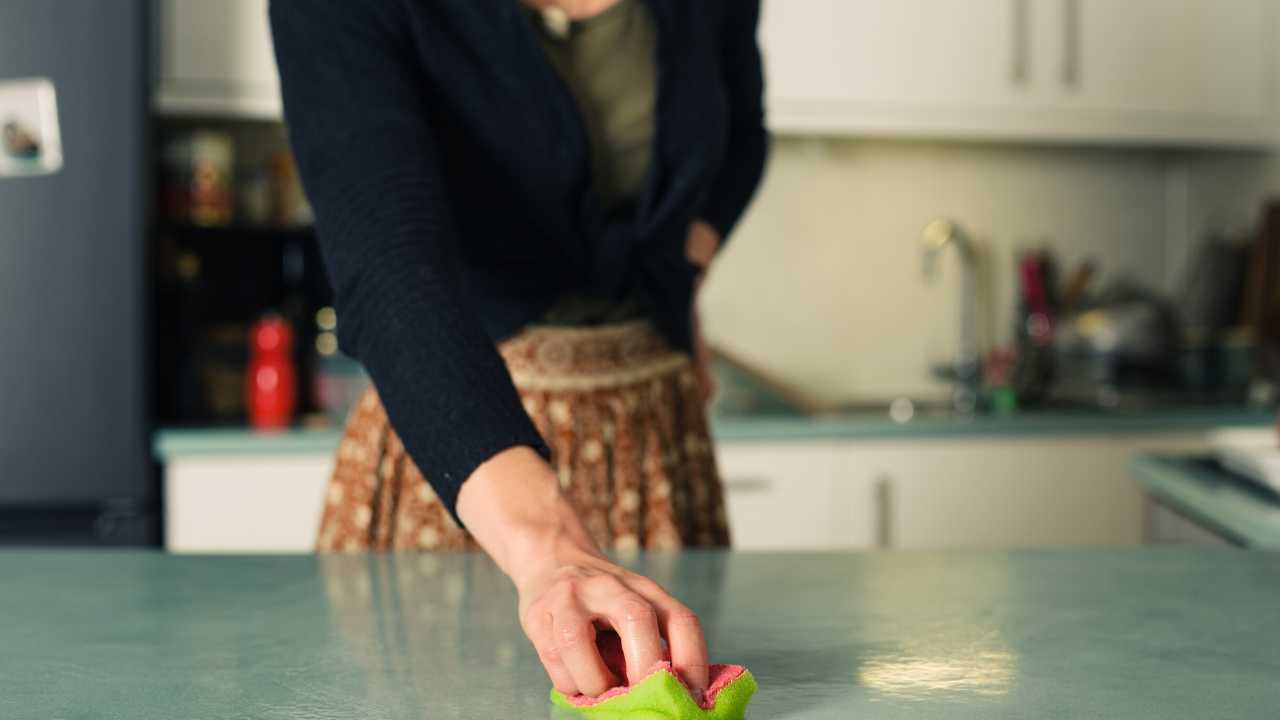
[0,1,153,544]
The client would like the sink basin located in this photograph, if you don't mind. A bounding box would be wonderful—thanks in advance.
[711,347,963,421]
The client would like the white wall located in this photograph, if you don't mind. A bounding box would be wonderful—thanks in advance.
[701,138,1189,402]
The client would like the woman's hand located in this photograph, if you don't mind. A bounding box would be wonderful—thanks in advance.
[685,220,721,270]
[514,534,709,700]
[687,221,721,405]
[457,447,710,699]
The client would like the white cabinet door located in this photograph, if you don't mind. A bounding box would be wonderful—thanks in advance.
[1050,0,1273,144]
[842,433,1208,549]
[165,454,331,553]
[761,0,1034,136]
[717,442,874,550]
[155,0,282,118]
[760,0,1274,145]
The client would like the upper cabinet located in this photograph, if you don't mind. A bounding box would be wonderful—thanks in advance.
[761,0,1035,116]
[154,0,282,119]
[152,0,1276,146]
[1061,0,1272,143]
[760,0,1277,147]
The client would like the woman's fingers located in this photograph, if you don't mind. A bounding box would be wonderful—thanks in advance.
[579,575,665,686]
[661,604,710,694]
[628,578,710,694]
[602,595,665,685]
[553,607,617,698]
[523,610,577,695]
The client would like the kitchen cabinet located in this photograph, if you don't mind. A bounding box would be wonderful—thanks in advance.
[1057,0,1273,144]
[164,441,867,553]
[1067,0,1267,117]
[153,0,282,118]
[158,428,1220,553]
[163,442,862,553]
[760,0,1277,146]
[760,0,1035,127]
[150,0,1276,143]
[162,441,862,554]
[845,433,1208,549]
[164,453,330,553]
[717,442,876,550]
[719,433,1210,551]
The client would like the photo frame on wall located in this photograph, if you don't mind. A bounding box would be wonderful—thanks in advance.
[0,77,63,178]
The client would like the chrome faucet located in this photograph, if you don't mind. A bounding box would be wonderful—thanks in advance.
[922,219,981,415]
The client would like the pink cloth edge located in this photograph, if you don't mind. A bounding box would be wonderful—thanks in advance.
[563,663,746,711]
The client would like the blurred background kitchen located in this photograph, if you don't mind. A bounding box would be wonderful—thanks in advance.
[4,0,1280,553]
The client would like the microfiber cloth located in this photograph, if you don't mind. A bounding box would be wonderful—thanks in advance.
[549,633,756,720]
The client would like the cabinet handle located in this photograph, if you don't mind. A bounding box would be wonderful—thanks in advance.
[1062,0,1081,88]
[873,476,893,549]
[723,477,772,494]
[1011,0,1031,86]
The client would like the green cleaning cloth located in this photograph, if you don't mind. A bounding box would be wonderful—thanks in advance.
[551,663,756,720]
[549,634,756,720]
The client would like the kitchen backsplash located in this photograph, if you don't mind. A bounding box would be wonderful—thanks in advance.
[701,137,1233,401]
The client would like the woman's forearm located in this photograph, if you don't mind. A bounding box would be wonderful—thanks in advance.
[456,446,601,583]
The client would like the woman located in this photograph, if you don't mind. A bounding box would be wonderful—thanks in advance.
[270,0,767,701]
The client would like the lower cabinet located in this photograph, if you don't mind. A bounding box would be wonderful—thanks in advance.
[719,433,1210,551]
[162,433,1211,553]
[716,442,875,551]
[165,454,332,553]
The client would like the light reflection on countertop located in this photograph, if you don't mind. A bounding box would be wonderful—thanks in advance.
[858,648,1018,700]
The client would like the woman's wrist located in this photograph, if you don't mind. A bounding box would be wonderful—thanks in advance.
[456,446,601,586]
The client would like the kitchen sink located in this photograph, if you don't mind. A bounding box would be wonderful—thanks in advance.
[710,345,1252,423]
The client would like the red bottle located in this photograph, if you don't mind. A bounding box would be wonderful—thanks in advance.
[246,314,297,430]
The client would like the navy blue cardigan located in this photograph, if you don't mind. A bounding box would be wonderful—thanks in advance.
[270,0,767,519]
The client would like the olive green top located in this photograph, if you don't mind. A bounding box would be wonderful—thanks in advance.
[531,0,657,209]
[531,0,657,325]
[6,549,1280,718]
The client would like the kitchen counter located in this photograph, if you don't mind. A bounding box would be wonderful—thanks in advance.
[4,548,1278,718]
[154,406,1270,459]
[1133,454,1280,549]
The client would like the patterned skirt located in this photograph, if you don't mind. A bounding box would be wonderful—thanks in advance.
[316,320,731,552]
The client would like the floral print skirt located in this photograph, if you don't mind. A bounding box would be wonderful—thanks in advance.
[316,320,731,552]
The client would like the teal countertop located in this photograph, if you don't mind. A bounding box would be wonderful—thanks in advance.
[3,548,1278,719]
[154,407,1271,459]
[1133,454,1280,549]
